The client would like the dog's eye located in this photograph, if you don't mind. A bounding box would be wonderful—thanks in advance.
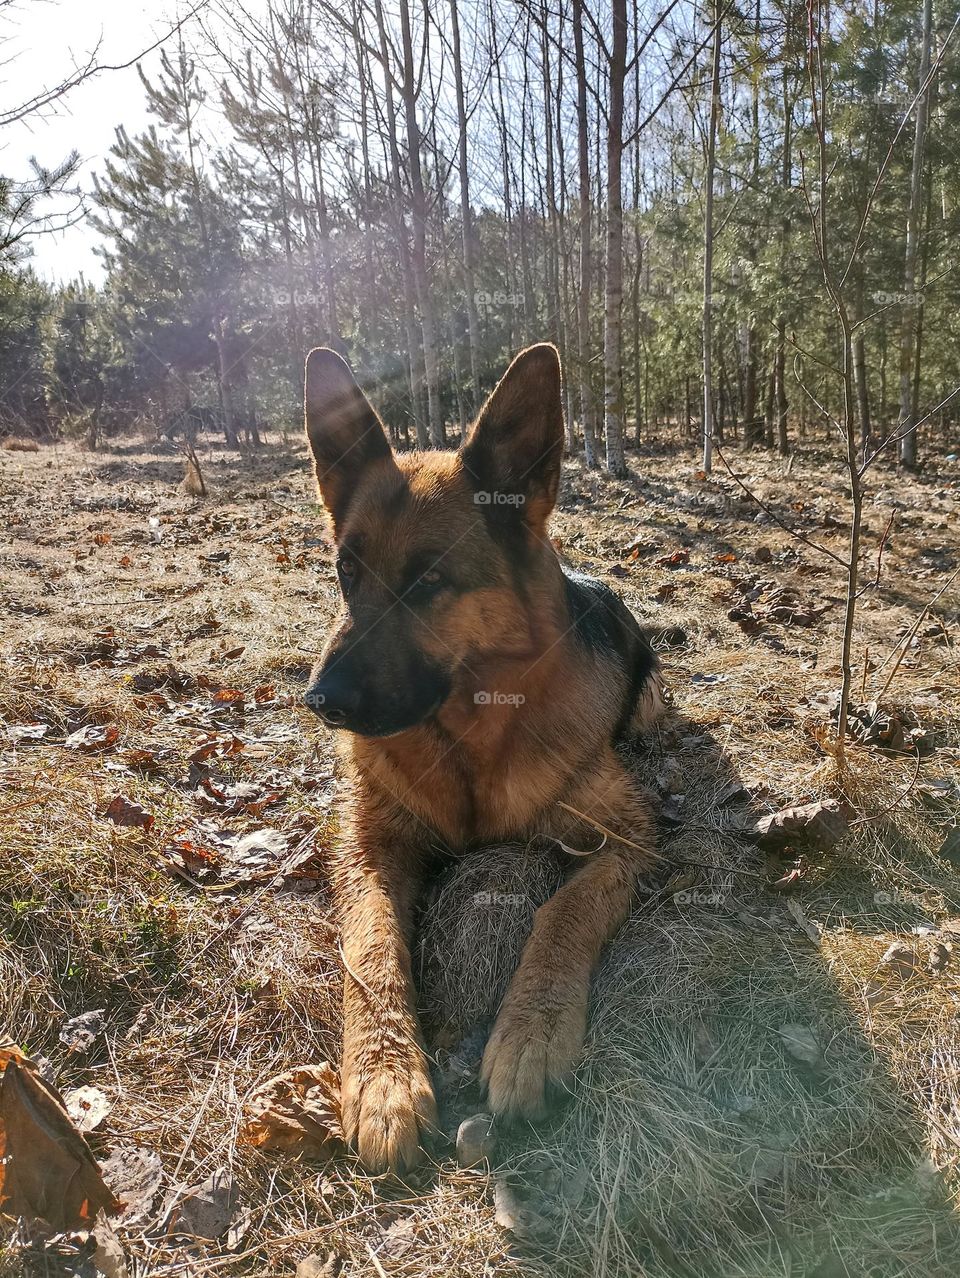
[336,554,358,584]
[408,567,444,599]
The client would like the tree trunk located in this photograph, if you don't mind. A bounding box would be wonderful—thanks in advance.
[899,0,932,468]
[701,0,721,473]
[396,0,443,446]
[572,0,599,467]
[603,0,628,477]
[449,0,481,411]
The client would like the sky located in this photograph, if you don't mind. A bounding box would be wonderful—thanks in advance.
[1,1,201,283]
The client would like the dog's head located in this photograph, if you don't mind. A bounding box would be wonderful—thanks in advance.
[303,345,564,737]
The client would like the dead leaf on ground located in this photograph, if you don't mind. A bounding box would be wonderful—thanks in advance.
[242,1064,343,1158]
[64,724,119,752]
[63,1086,113,1133]
[101,1145,163,1222]
[59,1009,106,1053]
[879,942,921,978]
[164,1168,238,1241]
[102,795,154,832]
[92,1210,128,1278]
[0,1055,119,1228]
[754,798,851,851]
[656,549,691,568]
[6,723,49,743]
[296,1254,343,1278]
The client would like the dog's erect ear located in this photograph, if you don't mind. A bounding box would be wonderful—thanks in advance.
[461,343,564,534]
[304,348,397,530]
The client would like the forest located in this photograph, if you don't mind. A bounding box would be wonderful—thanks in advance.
[2,0,958,471]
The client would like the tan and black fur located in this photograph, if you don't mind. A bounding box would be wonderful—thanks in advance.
[303,343,664,1172]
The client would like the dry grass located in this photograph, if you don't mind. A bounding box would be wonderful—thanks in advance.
[1,433,959,1277]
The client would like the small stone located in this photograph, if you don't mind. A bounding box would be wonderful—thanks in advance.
[456,1113,497,1167]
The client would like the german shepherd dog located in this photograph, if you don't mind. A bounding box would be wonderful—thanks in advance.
[303,343,664,1173]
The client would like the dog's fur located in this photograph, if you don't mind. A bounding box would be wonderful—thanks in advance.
[303,343,664,1172]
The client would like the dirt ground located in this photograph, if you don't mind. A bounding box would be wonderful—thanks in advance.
[1,431,959,1277]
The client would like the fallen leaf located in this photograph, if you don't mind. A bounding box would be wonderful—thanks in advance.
[102,795,154,832]
[7,723,48,743]
[378,1216,417,1259]
[0,1056,119,1227]
[296,1254,343,1278]
[164,1169,238,1241]
[940,824,960,866]
[879,941,920,978]
[63,1086,113,1133]
[241,1064,342,1158]
[92,1210,128,1278]
[754,799,851,851]
[65,724,119,752]
[101,1146,164,1222]
[656,549,690,568]
[213,687,245,705]
[59,1009,106,1053]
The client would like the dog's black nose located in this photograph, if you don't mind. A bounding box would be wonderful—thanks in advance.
[305,671,361,729]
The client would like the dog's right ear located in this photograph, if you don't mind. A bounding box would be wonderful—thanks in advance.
[304,348,396,531]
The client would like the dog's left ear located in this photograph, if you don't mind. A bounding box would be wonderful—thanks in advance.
[461,343,564,534]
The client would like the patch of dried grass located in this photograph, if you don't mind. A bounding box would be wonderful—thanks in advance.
[2,441,959,1277]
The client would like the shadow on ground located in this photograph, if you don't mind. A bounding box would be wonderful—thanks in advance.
[411,716,960,1278]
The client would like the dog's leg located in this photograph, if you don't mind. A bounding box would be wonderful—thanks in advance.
[481,754,654,1118]
[335,845,437,1172]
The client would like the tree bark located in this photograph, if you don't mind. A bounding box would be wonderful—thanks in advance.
[898,0,932,468]
[572,0,599,467]
[701,0,721,474]
[603,0,628,477]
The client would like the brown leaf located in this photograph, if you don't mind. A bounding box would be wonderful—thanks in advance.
[754,799,851,851]
[163,1169,238,1241]
[297,1254,343,1278]
[0,1056,119,1228]
[102,795,154,832]
[241,1064,343,1158]
[65,724,119,752]
[714,552,737,564]
[656,549,690,568]
[213,688,245,705]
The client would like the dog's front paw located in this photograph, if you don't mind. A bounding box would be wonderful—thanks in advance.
[480,976,588,1120]
[341,1054,437,1174]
